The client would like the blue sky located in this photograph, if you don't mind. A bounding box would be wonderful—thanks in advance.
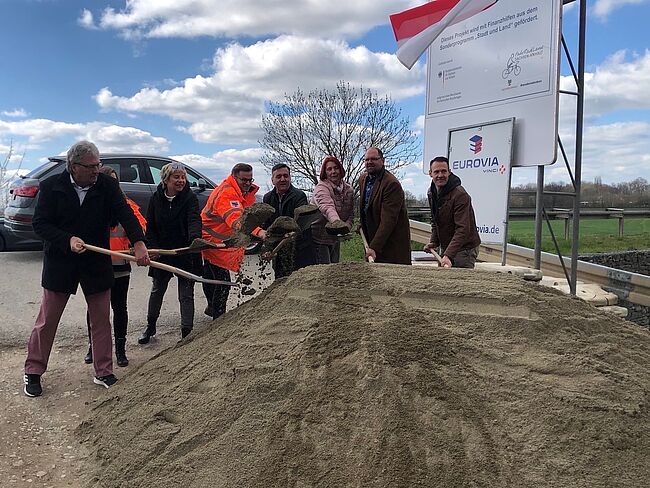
[1,0,650,197]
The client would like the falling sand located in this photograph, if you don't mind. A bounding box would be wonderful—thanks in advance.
[77,263,650,487]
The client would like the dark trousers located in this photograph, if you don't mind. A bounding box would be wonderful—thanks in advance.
[86,274,130,342]
[202,262,231,319]
[314,242,341,264]
[26,289,113,377]
[147,272,195,329]
[450,246,480,269]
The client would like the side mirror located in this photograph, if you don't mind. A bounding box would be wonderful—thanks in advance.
[197,178,207,191]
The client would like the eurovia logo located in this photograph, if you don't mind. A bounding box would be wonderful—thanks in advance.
[452,134,499,174]
[469,135,483,154]
[498,164,507,175]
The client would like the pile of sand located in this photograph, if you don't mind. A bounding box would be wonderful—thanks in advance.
[77,263,650,487]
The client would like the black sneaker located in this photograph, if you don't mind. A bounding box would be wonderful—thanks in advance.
[24,374,42,397]
[93,374,118,388]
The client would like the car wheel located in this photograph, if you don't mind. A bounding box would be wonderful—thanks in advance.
[0,235,6,252]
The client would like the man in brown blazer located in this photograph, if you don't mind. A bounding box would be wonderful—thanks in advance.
[359,147,411,264]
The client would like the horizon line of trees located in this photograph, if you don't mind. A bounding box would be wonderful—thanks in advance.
[404,177,650,209]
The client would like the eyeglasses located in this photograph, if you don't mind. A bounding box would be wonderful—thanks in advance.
[236,176,254,183]
[74,161,102,170]
[169,162,185,171]
[363,157,382,162]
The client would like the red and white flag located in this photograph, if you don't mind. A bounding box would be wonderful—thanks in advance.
[390,0,499,69]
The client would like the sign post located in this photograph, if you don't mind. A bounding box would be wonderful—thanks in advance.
[448,118,514,264]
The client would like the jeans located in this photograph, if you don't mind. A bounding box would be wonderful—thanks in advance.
[147,271,195,329]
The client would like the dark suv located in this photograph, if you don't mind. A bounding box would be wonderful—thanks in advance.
[4,154,216,241]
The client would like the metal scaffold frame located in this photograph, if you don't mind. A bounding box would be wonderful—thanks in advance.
[533,0,587,296]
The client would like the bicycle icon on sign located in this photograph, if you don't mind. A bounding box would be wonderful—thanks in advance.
[502,54,521,79]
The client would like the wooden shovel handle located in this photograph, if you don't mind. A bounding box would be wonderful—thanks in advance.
[82,244,237,286]
[359,228,375,264]
[262,232,297,261]
[425,247,451,268]
[115,241,227,256]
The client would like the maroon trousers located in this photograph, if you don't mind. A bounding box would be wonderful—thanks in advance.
[25,288,113,377]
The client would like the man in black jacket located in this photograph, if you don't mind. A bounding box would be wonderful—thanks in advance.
[263,163,315,278]
[23,141,149,397]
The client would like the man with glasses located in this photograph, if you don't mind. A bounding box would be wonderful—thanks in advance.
[201,163,266,319]
[358,147,411,264]
[23,140,150,397]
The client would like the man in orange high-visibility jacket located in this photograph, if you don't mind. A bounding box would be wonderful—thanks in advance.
[201,163,267,319]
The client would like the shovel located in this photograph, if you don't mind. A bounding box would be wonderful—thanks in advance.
[116,237,237,256]
[83,244,238,286]
[359,227,375,264]
[261,232,298,261]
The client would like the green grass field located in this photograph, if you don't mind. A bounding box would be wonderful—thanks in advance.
[508,217,650,254]
[340,217,650,262]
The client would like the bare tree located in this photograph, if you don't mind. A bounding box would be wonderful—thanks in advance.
[0,141,25,211]
[259,82,419,193]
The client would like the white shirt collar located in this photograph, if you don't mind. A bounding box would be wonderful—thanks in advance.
[70,174,92,191]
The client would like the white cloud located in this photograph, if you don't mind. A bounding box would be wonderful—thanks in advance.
[593,0,649,20]
[0,118,169,154]
[546,49,650,186]
[173,148,268,185]
[582,50,650,117]
[95,36,425,145]
[2,108,29,118]
[92,0,416,39]
[572,121,650,183]
[557,50,650,129]
[78,9,98,30]
[413,115,425,133]
[0,119,85,142]
[511,120,650,188]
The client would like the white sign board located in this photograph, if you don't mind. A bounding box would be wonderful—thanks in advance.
[448,119,513,245]
[424,0,562,167]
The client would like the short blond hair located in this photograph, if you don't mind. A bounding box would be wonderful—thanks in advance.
[160,161,186,183]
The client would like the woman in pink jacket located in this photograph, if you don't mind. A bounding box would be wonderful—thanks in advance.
[311,156,355,264]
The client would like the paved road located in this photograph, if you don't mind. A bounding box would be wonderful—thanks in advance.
[0,250,207,348]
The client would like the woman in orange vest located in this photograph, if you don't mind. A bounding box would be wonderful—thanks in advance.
[84,166,146,367]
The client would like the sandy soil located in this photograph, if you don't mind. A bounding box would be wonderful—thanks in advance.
[77,263,650,488]
[3,253,650,487]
